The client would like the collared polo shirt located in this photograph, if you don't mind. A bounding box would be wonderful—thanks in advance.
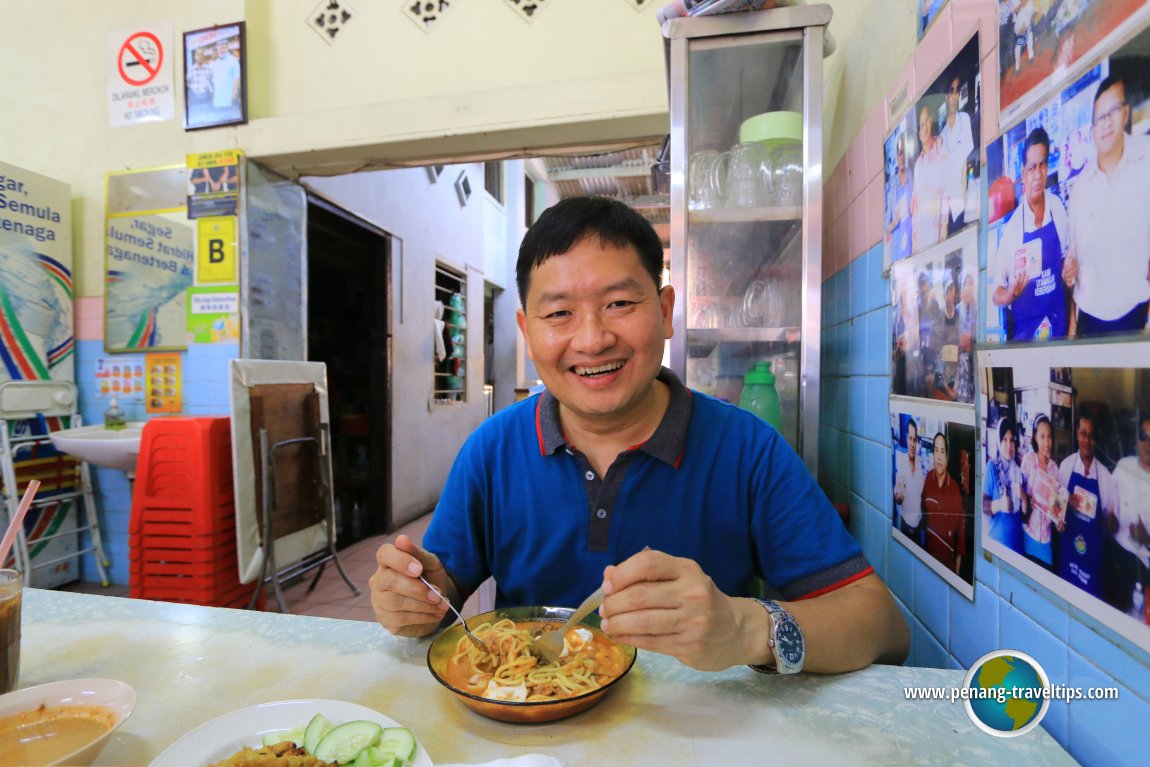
[423,368,871,609]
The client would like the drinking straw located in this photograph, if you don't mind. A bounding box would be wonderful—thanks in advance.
[0,480,40,567]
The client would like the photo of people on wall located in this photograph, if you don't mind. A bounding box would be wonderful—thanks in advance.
[997,0,1148,124]
[890,227,977,404]
[919,0,950,40]
[183,22,247,130]
[979,343,1150,651]
[986,24,1150,343]
[884,34,980,267]
[891,400,976,597]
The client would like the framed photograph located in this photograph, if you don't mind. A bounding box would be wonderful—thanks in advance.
[997,0,1150,126]
[978,342,1150,651]
[883,34,980,269]
[890,227,978,404]
[183,22,247,131]
[985,21,1150,344]
[889,398,976,599]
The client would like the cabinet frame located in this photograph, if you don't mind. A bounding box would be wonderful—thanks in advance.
[665,6,828,474]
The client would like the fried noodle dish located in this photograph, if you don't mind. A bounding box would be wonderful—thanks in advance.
[444,617,627,703]
[207,741,335,767]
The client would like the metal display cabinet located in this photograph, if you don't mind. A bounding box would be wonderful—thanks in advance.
[664,5,828,474]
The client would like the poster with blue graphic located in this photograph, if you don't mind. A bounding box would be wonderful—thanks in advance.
[0,161,73,384]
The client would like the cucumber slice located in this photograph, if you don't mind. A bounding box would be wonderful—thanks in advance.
[353,746,398,767]
[262,726,306,747]
[313,720,384,764]
[375,728,417,763]
[303,713,334,754]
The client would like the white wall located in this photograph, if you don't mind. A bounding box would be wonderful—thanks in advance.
[304,164,523,526]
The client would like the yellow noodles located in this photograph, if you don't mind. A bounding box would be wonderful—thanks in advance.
[446,617,623,702]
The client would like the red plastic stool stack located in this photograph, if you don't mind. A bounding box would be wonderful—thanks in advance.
[129,416,260,608]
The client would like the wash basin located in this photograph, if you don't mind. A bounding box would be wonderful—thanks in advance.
[49,422,146,473]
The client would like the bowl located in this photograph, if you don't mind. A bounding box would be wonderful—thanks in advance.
[0,678,136,766]
[427,605,637,724]
[739,111,802,148]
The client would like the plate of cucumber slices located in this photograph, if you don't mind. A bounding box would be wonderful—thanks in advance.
[149,698,433,767]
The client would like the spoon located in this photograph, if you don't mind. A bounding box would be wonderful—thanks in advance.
[533,586,605,664]
[417,574,486,652]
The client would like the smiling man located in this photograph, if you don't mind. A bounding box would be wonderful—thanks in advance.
[369,197,908,674]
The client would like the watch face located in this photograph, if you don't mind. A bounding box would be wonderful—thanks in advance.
[776,620,805,667]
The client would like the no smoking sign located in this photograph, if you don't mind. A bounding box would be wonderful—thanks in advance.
[108,23,174,127]
[118,31,163,86]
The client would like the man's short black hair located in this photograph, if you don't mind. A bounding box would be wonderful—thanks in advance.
[1024,126,1051,158]
[516,196,664,307]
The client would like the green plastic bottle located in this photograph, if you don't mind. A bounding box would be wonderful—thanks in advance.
[738,361,782,430]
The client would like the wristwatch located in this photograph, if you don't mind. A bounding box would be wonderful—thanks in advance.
[749,599,805,675]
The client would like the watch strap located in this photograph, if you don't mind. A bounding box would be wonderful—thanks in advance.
[748,598,782,675]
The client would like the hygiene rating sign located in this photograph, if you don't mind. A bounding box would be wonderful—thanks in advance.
[108,23,175,127]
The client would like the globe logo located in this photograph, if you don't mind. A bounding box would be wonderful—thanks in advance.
[963,650,1050,737]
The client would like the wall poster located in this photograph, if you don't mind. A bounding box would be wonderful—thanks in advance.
[919,0,950,40]
[890,397,976,598]
[997,0,1150,125]
[979,342,1150,651]
[986,21,1150,344]
[884,34,981,268]
[891,227,978,404]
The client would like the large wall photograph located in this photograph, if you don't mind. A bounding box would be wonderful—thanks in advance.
[979,343,1150,651]
[986,21,1150,344]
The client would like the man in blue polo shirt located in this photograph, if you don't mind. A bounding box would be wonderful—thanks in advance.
[370,197,908,674]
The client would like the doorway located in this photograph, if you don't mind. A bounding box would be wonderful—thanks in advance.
[306,196,391,546]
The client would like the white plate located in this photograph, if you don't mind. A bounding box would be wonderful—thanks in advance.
[0,678,136,766]
[149,698,433,767]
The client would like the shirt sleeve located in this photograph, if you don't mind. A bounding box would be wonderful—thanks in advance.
[750,429,872,600]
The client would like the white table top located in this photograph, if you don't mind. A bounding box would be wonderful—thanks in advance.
[20,589,1075,766]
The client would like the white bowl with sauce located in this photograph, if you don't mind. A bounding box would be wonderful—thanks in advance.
[0,678,136,766]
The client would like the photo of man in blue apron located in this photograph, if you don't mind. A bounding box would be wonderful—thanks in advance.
[991,127,1070,341]
[1057,414,1116,598]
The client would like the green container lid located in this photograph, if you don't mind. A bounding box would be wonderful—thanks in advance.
[744,361,776,385]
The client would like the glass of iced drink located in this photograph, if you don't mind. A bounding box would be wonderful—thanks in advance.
[0,569,22,694]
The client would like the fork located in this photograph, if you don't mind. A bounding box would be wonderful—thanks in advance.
[533,587,605,664]
[417,574,486,652]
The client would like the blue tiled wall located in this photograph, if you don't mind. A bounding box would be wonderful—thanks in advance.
[820,242,1150,766]
[71,339,237,585]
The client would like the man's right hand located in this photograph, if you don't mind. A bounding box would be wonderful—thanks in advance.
[368,534,452,638]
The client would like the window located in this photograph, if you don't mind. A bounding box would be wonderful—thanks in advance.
[484,161,503,205]
[434,262,467,403]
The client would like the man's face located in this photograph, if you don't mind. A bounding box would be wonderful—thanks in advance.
[933,435,948,479]
[907,422,918,456]
[1022,142,1049,208]
[947,79,960,112]
[516,237,674,425]
[1077,418,1096,461]
[919,108,932,146]
[1092,83,1128,158]
[945,283,956,312]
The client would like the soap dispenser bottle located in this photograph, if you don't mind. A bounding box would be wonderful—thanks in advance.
[104,397,127,431]
[738,361,782,431]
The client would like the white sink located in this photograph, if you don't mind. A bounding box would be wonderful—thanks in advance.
[49,422,146,473]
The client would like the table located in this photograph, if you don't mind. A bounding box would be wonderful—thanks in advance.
[22,589,1075,766]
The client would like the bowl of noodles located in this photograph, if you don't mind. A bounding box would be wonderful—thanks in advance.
[426,605,637,724]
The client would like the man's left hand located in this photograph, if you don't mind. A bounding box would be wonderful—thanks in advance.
[598,549,767,671]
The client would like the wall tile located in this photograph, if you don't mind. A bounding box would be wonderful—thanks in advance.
[849,317,867,378]
[849,434,867,496]
[864,502,889,577]
[862,102,886,186]
[864,438,889,513]
[846,135,866,204]
[847,377,866,437]
[887,535,915,606]
[1068,617,1150,705]
[849,254,867,318]
[914,8,954,88]
[834,212,850,277]
[864,175,885,253]
[865,309,890,377]
[913,617,950,669]
[913,565,951,646]
[1000,603,1070,693]
[980,52,1000,144]
[950,582,1001,669]
[1067,656,1150,766]
[847,491,866,544]
[847,196,867,261]
[999,567,1070,644]
[867,242,891,312]
[864,376,890,446]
